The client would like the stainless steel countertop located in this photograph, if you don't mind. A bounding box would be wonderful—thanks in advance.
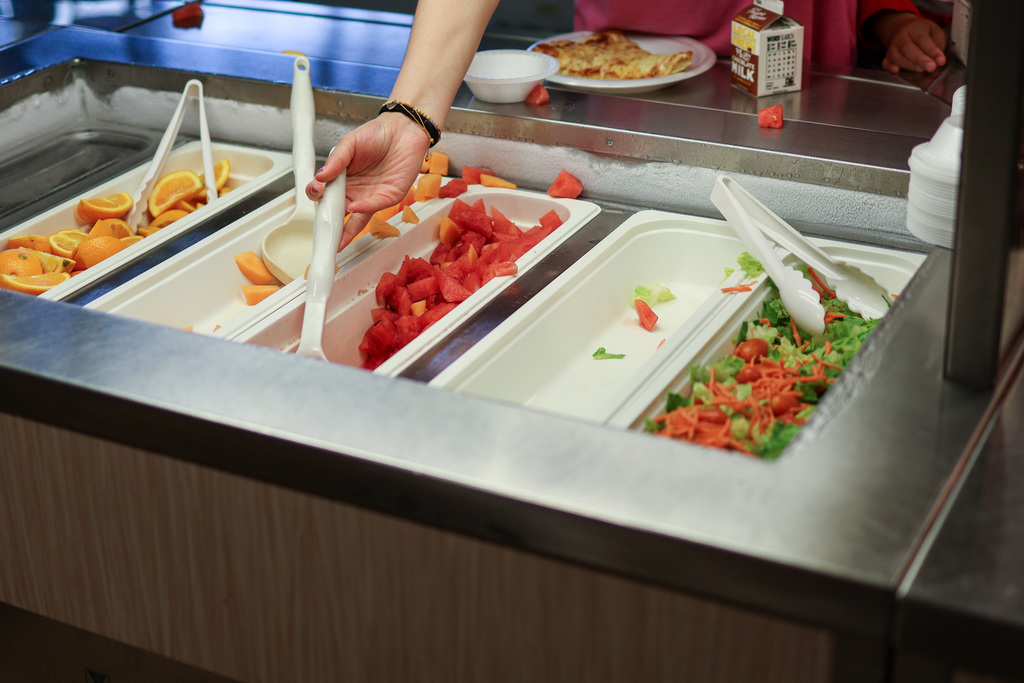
[0,10,1013,662]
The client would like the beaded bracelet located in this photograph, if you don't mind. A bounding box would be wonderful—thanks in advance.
[379,99,441,147]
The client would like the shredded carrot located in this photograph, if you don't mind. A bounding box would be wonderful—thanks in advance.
[807,268,835,299]
[825,340,831,355]
[790,317,802,347]
[759,318,771,325]
[721,284,753,293]
[811,353,842,370]
[657,338,666,349]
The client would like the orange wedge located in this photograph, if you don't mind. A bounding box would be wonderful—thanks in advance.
[0,271,71,295]
[77,192,133,223]
[197,158,231,192]
[74,235,126,269]
[137,225,162,238]
[88,220,116,238]
[120,235,144,247]
[95,218,136,239]
[148,208,189,229]
[5,234,51,253]
[48,229,90,259]
[0,248,44,276]
[148,170,203,218]
[18,248,75,273]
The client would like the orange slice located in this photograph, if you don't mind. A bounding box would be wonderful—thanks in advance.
[0,248,45,276]
[74,235,126,269]
[148,170,203,218]
[137,225,162,238]
[18,247,75,273]
[48,229,90,259]
[120,235,144,247]
[0,271,71,295]
[93,218,136,239]
[148,208,189,229]
[77,192,133,223]
[197,158,231,192]
[5,234,51,253]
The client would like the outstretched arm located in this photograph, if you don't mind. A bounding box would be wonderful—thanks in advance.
[307,0,501,251]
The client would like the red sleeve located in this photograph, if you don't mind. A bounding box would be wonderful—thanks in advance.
[858,0,921,28]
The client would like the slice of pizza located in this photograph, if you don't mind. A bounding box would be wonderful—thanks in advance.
[532,30,692,80]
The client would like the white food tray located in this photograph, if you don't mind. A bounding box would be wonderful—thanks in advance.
[232,187,600,376]
[84,193,384,338]
[0,141,291,301]
[429,210,757,421]
[429,209,926,425]
[604,235,927,430]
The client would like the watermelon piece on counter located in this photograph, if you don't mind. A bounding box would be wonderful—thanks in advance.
[758,104,784,129]
[525,84,550,106]
[546,169,582,199]
[172,1,204,27]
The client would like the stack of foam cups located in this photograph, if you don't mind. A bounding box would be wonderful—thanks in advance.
[906,112,964,248]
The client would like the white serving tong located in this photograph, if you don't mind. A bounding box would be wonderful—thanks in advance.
[125,78,217,229]
[711,175,891,323]
[711,175,826,336]
[295,170,346,360]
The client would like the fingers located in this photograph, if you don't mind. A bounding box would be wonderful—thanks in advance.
[338,211,370,252]
[884,19,949,73]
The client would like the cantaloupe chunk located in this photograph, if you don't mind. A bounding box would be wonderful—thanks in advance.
[427,152,449,176]
[410,299,427,317]
[366,215,400,238]
[401,206,419,224]
[479,174,516,190]
[414,173,442,202]
[242,284,279,305]
[234,251,276,285]
[438,216,461,245]
[375,204,402,221]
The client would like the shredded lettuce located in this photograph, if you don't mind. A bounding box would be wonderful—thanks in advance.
[737,252,764,278]
[592,347,625,360]
[631,283,676,306]
[721,266,735,284]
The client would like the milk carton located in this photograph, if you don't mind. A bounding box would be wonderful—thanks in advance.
[731,0,804,96]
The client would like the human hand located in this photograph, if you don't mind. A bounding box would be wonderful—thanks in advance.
[306,114,431,252]
[871,12,948,74]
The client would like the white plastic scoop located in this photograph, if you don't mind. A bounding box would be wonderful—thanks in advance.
[261,55,317,284]
[295,171,346,360]
[712,175,891,320]
[711,175,826,336]
[126,79,217,229]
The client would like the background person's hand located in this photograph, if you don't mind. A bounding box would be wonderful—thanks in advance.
[306,114,431,252]
[869,11,948,74]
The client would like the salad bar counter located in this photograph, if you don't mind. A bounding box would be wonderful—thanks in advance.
[0,7,1021,683]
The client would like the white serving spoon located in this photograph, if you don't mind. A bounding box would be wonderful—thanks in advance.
[714,175,891,320]
[295,170,346,360]
[261,55,317,284]
[711,175,826,336]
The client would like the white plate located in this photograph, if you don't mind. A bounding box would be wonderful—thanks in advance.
[527,32,716,94]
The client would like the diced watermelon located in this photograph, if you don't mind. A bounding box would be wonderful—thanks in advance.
[635,299,659,331]
[538,209,563,231]
[172,1,204,28]
[434,269,472,303]
[394,315,423,349]
[386,286,413,316]
[453,209,493,239]
[449,198,472,218]
[481,261,518,285]
[439,178,469,198]
[375,271,399,300]
[407,276,440,301]
[366,316,397,353]
[525,83,550,106]
[471,199,486,214]
[421,301,457,328]
[441,258,470,283]
[758,104,783,129]
[405,257,434,283]
[462,270,482,293]
[429,242,453,266]
[459,229,488,253]
[491,208,523,236]
[370,307,399,324]
[395,256,412,286]
[460,166,490,185]
[546,169,582,199]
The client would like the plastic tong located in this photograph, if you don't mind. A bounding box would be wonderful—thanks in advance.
[125,79,217,229]
[711,176,891,327]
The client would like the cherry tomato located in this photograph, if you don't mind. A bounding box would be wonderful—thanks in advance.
[736,364,762,384]
[771,394,800,415]
[697,409,729,424]
[735,338,769,362]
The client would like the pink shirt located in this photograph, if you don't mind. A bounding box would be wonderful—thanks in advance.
[574,0,919,67]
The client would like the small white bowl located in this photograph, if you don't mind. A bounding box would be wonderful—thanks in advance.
[463,50,559,104]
